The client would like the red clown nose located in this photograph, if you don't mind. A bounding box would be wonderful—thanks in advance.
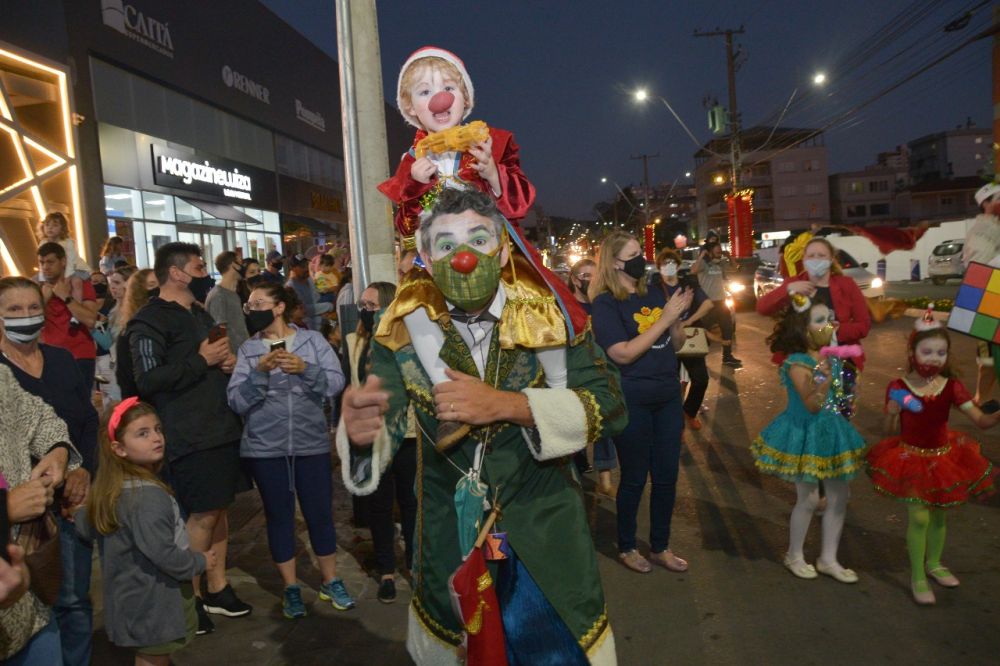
[428,91,455,114]
[450,251,478,273]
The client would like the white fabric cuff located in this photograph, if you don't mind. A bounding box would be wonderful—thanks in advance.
[520,387,587,461]
[335,414,392,496]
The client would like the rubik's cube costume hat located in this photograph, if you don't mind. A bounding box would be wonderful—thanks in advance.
[397,46,475,129]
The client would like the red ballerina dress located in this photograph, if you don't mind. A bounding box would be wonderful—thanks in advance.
[867,377,997,506]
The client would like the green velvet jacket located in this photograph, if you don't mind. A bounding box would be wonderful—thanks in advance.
[341,317,626,653]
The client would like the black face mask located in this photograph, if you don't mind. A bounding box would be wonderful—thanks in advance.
[577,278,591,296]
[358,309,375,335]
[271,261,284,272]
[235,263,247,278]
[245,309,275,335]
[93,283,108,298]
[187,274,215,303]
[620,256,647,280]
[147,287,161,299]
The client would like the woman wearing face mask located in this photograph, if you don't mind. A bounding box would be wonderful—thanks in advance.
[345,282,417,603]
[655,249,716,430]
[569,258,619,497]
[757,237,870,366]
[590,231,694,574]
[95,266,135,402]
[227,282,355,618]
[0,277,95,663]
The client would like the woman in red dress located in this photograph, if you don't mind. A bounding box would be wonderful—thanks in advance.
[867,314,999,605]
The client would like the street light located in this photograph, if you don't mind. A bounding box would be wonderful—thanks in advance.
[813,72,827,86]
[684,171,691,178]
[634,88,648,102]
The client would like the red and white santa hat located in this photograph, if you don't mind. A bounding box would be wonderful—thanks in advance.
[396,46,475,128]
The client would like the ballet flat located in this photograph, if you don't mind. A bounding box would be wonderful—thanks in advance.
[816,560,859,584]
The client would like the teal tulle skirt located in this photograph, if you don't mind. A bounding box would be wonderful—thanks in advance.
[751,409,867,483]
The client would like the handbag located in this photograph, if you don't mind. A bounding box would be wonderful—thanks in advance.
[676,327,709,357]
[15,510,62,606]
[91,321,114,352]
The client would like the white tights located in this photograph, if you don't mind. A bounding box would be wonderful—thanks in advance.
[788,480,850,565]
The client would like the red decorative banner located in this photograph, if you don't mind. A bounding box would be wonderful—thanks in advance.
[726,190,754,258]
[644,224,655,262]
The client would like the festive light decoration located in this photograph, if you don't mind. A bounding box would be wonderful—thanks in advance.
[725,188,754,259]
[644,224,655,262]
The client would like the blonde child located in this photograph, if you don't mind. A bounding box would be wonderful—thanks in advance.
[377,47,586,448]
[867,312,999,605]
[314,253,341,304]
[75,398,214,666]
[38,212,89,304]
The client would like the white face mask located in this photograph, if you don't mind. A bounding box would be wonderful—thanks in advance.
[804,258,831,278]
[660,263,678,278]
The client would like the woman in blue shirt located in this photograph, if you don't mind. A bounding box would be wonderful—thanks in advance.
[590,231,692,574]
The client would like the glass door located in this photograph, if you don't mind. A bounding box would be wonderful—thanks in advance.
[178,226,227,277]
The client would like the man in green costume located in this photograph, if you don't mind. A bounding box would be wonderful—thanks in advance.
[340,189,625,664]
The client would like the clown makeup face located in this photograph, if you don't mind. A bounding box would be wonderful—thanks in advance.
[421,210,504,266]
[912,336,948,373]
[807,303,837,349]
[403,63,468,133]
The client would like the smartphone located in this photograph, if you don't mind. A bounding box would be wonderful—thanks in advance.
[208,323,228,343]
[269,339,286,352]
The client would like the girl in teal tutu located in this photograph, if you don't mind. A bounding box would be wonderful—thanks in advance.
[751,292,867,583]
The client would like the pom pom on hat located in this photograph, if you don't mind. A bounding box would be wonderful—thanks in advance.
[790,292,811,313]
[397,46,474,129]
[914,305,942,332]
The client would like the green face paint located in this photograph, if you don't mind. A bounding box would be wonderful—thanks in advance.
[432,243,502,312]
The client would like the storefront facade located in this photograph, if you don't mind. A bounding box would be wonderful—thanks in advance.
[0,0,409,275]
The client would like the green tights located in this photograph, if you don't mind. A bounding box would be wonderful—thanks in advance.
[907,505,946,589]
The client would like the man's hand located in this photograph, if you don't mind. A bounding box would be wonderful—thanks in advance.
[198,337,230,367]
[342,376,390,446]
[51,278,71,301]
[31,446,69,488]
[410,157,439,184]
[7,477,55,522]
[60,468,90,519]
[220,353,237,374]
[0,546,29,609]
[40,282,54,303]
[434,368,510,426]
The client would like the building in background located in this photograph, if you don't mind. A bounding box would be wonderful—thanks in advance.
[0,0,409,276]
[828,149,909,225]
[907,122,991,185]
[694,127,829,238]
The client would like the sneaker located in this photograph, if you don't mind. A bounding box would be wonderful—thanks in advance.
[195,598,215,635]
[319,578,356,610]
[203,584,253,618]
[377,578,397,604]
[283,584,307,619]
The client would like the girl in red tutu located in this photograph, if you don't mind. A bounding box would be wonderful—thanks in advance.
[867,310,999,605]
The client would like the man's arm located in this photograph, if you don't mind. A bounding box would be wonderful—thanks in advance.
[130,321,209,397]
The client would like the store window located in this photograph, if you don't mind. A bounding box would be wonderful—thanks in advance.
[101,185,282,274]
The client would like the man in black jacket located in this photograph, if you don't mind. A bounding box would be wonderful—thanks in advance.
[128,242,251,634]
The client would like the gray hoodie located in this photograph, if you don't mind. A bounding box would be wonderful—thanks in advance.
[76,479,205,648]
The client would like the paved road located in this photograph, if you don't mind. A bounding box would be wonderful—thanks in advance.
[92,311,999,665]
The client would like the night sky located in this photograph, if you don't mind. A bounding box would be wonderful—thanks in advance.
[261,0,992,220]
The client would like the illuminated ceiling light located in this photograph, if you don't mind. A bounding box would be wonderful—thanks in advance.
[0,238,18,276]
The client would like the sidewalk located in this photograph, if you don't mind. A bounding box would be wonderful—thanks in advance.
[91,452,414,665]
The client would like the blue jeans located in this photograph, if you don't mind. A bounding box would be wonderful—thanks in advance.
[593,438,618,472]
[615,398,684,553]
[55,515,93,666]
[6,612,64,666]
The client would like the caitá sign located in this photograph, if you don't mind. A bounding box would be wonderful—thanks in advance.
[150,145,278,209]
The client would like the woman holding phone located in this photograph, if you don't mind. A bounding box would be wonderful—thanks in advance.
[227,283,355,618]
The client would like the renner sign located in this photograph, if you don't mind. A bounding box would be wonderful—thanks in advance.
[222,65,271,105]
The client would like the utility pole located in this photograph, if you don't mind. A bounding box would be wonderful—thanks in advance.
[695,26,745,194]
[629,152,659,232]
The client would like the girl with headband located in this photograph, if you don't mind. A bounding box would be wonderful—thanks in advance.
[75,398,215,665]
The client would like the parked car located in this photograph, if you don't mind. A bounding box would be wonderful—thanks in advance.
[754,262,784,299]
[835,249,884,298]
[927,240,965,285]
[722,255,761,308]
